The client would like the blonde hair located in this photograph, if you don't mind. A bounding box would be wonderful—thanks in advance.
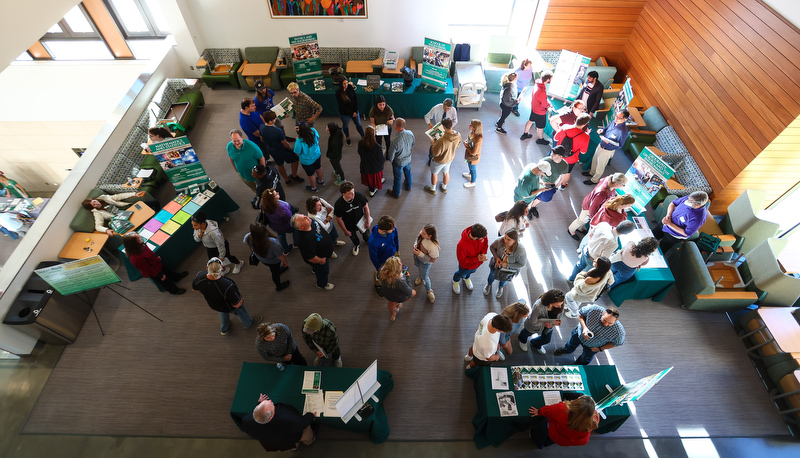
[287,82,299,91]
[605,194,635,211]
[470,119,483,138]
[378,256,403,283]
[565,395,598,432]
[501,301,530,324]
[500,72,517,86]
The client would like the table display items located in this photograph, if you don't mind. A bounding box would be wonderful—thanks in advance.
[510,365,584,391]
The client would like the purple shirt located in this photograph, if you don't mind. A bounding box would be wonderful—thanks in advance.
[663,196,707,239]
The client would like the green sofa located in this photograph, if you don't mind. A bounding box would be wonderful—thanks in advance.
[69,189,155,250]
[237,46,281,90]
[277,47,385,87]
[200,48,243,89]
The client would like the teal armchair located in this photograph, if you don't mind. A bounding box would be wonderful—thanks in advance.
[200,48,243,89]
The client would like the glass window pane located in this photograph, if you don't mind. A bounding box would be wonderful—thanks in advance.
[64,5,94,33]
[110,0,149,33]
[16,52,33,61]
[43,40,113,60]
[47,24,63,34]
[144,0,171,33]
[449,0,515,26]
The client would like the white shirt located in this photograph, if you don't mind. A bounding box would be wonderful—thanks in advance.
[473,313,500,361]
[423,104,458,128]
[586,222,618,260]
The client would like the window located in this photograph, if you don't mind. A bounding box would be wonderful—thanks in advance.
[106,0,170,37]
[43,5,100,38]
[446,0,542,58]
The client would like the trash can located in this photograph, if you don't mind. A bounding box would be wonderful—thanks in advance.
[2,261,97,344]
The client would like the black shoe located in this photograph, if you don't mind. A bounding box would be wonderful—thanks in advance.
[530,207,539,219]
[581,171,592,177]
[170,288,187,295]
[495,127,507,134]
[535,138,549,145]
[375,284,384,298]
[569,231,580,241]
[520,133,532,140]
[512,109,520,117]
[575,228,587,235]
[276,281,290,291]
[291,175,305,183]
[583,179,596,186]
[346,138,351,146]
[554,347,568,356]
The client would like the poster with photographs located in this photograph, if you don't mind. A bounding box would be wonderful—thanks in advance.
[605,78,634,126]
[149,136,208,190]
[547,49,591,101]
[421,37,451,90]
[496,391,519,417]
[510,365,585,392]
[267,0,367,18]
[620,146,675,215]
[289,33,323,82]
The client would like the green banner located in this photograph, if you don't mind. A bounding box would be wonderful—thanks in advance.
[620,146,675,214]
[289,33,324,82]
[150,136,209,190]
[421,38,451,90]
[606,78,634,126]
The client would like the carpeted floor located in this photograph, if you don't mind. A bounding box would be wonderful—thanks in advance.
[21,86,789,440]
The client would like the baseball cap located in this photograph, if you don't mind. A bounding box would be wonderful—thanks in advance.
[303,313,324,334]
[535,160,552,176]
[254,80,266,91]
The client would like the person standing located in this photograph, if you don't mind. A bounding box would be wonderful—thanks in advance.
[583,109,630,185]
[260,111,304,185]
[518,290,565,354]
[121,232,187,294]
[568,220,634,282]
[239,98,266,155]
[484,230,527,299]
[357,126,385,197]
[520,72,553,144]
[527,146,569,218]
[243,223,290,291]
[192,257,262,335]
[653,191,709,251]
[306,195,346,248]
[609,237,659,287]
[368,215,399,297]
[452,223,489,294]
[325,122,347,186]
[465,312,513,369]
[424,98,458,130]
[227,129,265,193]
[498,201,530,237]
[548,100,586,144]
[294,123,325,192]
[578,71,605,117]
[513,161,552,215]
[0,171,29,197]
[291,213,335,290]
[496,72,520,134]
[368,95,395,153]
[253,81,277,121]
[512,59,534,116]
[412,224,440,304]
[496,300,531,359]
[334,78,365,146]
[527,396,600,449]
[385,118,415,198]
[379,256,416,321]
[589,194,635,229]
[253,163,286,203]
[256,322,308,366]
[259,188,299,255]
[240,394,316,452]
[554,304,625,365]
[192,210,245,274]
[461,119,483,188]
[553,113,591,190]
[565,257,613,318]
[424,118,461,195]
[333,181,371,256]
[287,82,322,127]
[301,313,342,367]
[567,173,627,240]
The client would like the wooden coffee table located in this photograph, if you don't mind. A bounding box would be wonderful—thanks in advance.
[347,60,377,75]
[59,232,109,260]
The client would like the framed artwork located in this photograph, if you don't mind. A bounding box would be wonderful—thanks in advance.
[267,0,367,18]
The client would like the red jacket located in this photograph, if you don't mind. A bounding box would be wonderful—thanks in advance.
[539,402,597,447]
[590,206,627,228]
[129,244,163,278]
[554,126,590,165]
[456,226,488,270]
[581,176,616,215]
[531,80,550,115]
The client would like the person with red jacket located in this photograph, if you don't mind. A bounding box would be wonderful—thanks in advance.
[452,224,488,294]
[122,232,187,294]
[552,113,591,190]
[528,395,600,448]
[567,173,627,240]
[590,194,635,229]
[520,73,553,144]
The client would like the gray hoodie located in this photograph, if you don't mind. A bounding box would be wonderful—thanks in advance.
[193,219,227,259]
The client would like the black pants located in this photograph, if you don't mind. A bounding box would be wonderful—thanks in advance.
[653,223,684,253]
[265,261,284,287]
[376,130,391,152]
[347,226,370,247]
[285,346,308,366]
[152,268,182,294]
[329,157,345,180]
[529,416,555,449]
[206,239,240,264]
[497,104,514,128]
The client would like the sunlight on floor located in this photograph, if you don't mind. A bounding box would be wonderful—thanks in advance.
[678,427,720,458]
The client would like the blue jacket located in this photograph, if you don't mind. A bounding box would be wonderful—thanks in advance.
[368,225,399,270]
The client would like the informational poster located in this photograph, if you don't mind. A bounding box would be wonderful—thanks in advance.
[421,38,451,90]
[547,49,591,101]
[619,146,675,214]
[289,33,323,82]
[149,136,208,190]
[596,367,673,412]
[606,78,634,126]
[34,256,120,296]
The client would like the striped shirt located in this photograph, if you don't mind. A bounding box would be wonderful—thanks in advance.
[387,129,415,166]
[577,305,625,348]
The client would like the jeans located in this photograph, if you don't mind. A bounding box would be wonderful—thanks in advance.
[310,260,330,287]
[518,327,553,350]
[497,104,514,128]
[453,266,477,282]
[414,255,433,291]
[467,162,477,183]
[610,261,637,289]
[568,249,593,282]
[486,268,509,288]
[391,163,412,195]
[562,327,598,365]
[499,320,524,346]
[219,305,254,333]
[277,229,298,254]
[328,224,340,244]
[339,113,365,139]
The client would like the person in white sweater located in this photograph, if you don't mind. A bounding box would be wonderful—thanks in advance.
[565,257,613,318]
[81,191,146,237]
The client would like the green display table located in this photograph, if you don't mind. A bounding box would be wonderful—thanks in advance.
[608,248,675,306]
[544,98,604,171]
[298,78,455,119]
[230,362,394,444]
[119,188,239,281]
[468,364,630,449]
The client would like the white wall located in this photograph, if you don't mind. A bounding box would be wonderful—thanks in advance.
[763,0,800,31]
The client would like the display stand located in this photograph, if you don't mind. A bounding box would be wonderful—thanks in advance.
[335,359,382,423]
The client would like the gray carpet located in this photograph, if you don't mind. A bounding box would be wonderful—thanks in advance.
[22,86,789,440]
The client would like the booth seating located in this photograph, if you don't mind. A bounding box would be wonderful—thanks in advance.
[237,46,281,90]
[69,188,155,251]
[276,47,384,88]
[199,48,243,89]
[588,56,618,90]
[665,242,757,311]
[772,370,800,425]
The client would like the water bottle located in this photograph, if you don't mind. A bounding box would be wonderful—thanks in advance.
[276,363,285,371]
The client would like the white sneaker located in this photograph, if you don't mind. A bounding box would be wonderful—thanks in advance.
[464,354,473,362]
[232,260,244,274]
[335,240,346,247]
[483,284,491,296]
[317,283,335,290]
[334,358,342,368]
[415,277,423,286]
[463,182,476,188]
[464,278,473,291]
[535,346,547,355]
[496,286,504,299]
[221,266,231,276]
[519,337,529,352]
[313,357,321,366]
[497,350,505,361]
[462,172,472,179]
[428,290,435,303]
[452,280,461,294]
[564,308,577,318]
[330,251,338,259]
[440,184,448,194]
[352,245,360,256]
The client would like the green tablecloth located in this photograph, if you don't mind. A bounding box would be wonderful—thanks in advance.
[298,78,454,119]
[230,362,394,444]
[468,364,630,449]
[544,98,603,171]
[119,188,239,281]
[608,251,675,307]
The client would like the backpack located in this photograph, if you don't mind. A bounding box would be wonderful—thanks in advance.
[558,131,577,158]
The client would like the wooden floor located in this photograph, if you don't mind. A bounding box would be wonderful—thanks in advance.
[21,86,789,440]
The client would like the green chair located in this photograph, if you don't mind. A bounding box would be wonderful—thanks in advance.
[744,238,800,307]
[719,189,781,257]
[200,48,243,89]
[237,46,281,90]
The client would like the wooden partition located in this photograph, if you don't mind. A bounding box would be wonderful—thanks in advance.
[536,0,646,61]
[617,0,800,213]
